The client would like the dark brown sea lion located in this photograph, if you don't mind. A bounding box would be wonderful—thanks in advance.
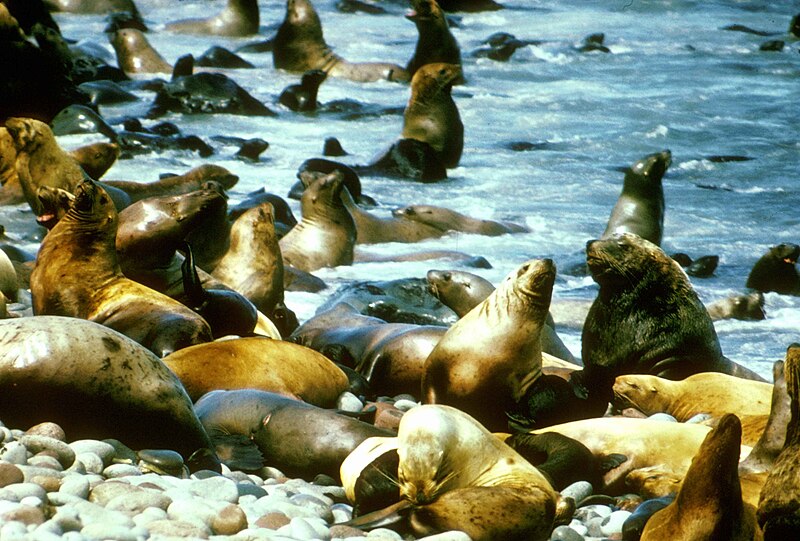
[0,316,220,472]
[578,233,765,418]
[745,243,800,296]
[393,203,529,236]
[279,170,356,272]
[194,389,394,480]
[706,291,766,321]
[757,344,800,539]
[165,0,259,37]
[601,150,671,246]
[69,141,119,179]
[273,0,409,83]
[641,414,763,541]
[422,259,556,431]
[278,69,327,112]
[109,28,172,75]
[401,62,464,169]
[104,164,239,204]
[30,179,213,357]
[405,0,462,79]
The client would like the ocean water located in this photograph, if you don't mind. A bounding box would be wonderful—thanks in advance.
[34,0,800,380]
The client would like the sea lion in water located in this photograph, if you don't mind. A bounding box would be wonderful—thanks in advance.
[272,0,409,83]
[109,28,172,75]
[104,164,239,204]
[400,62,464,169]
[706,291,766,321]
[601,150,671,246]
[165,0,259,37]
[405,0,462,79]
[279,170,356,272]
[641,414,763,541]
[745,243,800,296]
[578,233,764,417]
[612,372,773,421]
[30,180,213,357]
[394,203,529,236]
[279,69,327,112]
[422,258,555,431]
[0,315,219,472]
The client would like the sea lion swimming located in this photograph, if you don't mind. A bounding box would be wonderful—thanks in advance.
[745,243,800,296]
[393,203,529,236]
[165,0,259,37]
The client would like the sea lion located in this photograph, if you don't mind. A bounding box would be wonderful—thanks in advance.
[422,258,555,431]
[69,141,119,179]
[194,389,394,480]
[0,316,219,472]
[162,336,349,406]
[641,414,763,541]
[211,202,284,317]
[279,69,327,112]
[165,0,259,37]
[0,126,22,204]
[395,404,558,540]
[44,0,138,13]
[757,344,800,538]
[401,63,464,169]
[0,249,18,303]
[393,203,529,236]
[601,150,671,246]
[104,164,239,204]
[745,243,800,296]
[279,170,356,273]
[405,0,462,79]
[706,291,766,321]
[613,372,773,421]
[109,28,172,75]
[426,268,496,317]
[272,0,409,83]
[30,179,213,357]
[579,233,764,418]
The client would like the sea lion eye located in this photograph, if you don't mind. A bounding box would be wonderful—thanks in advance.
[439,68,447,76]
[99,195,108,205]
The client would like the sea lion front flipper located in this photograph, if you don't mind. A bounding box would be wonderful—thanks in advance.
[207,432,264,472]
[599,453,628,473]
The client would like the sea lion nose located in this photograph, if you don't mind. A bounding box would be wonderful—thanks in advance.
[586,239,598,251]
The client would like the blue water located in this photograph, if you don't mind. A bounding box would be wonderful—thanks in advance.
[36,0,800,380]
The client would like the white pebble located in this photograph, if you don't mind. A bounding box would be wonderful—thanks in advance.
[417,532,472,541]
[0,441,29,464]
[600,509,632,536]
[132,506,168,528]
[4,482,47,501]
[19,495,44,508]
[60,475,91,499]
[392,399,418,411]
[337,392,364,413]
[102,464,142,478]
[560,481,593,503]
[188,476,239,503]
[68,441,116,467]
[72,453,104,475]
[330,503,353,523]
[0,521,27,540]
[647,413,677,423]
[366,528,403,540]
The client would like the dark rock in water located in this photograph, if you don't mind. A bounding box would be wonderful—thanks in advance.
[437,0,503,13]
[147,72,276,118]
[704,155,754,163]
[355,138,447,182]
[336,0,386,15]
[323,137,348,156]
[116,131,214,158]
[235,138,269,161]
[316,278,459,326]
[760,40,785,52]
[79,80,138,106]
[235,38,273,54]
[171,54,195,79]
[51,104,118,141]
[149,122,181,137]
[228,188,297,229]
[279,69,327,112]
[196,46,255,69]
[721,24,774,36]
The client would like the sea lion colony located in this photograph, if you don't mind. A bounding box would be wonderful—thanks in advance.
[0,0,798,539]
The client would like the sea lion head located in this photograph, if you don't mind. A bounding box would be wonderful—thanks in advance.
[5,117,47,152]
[301,170,345,215]
[70,179,116,225]
[411,63,462,98]
[406,0,443,23]
[508,258,556,309]
[586,232,681,289]
[628,149,671,181]
[36,186,74,229]
[612,375,659,413]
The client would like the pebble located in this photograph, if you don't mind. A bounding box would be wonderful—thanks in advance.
[600,510,631,536]
[685,413,713,424]
[646,413,677,423]
[392,399,419,412]
[337,392,364,413]
[418,532,472,541]
[25,423,66,441]
[68,441,116,467]
[0,463,24,487]
[19,435,75,469]
[102,464,142,478]
[561,481,593,504]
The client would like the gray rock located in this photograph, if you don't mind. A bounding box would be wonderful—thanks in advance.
[19,435,75,469]
[600,509,632,536]
[60,475,91,499]
[80,523,148,541]
[290,493,335,521]
[72,453,105,475]
[647,412,677,423]
[106,490,173,516]
[27,455,64,471]
[188,476,239,503]
[69,441,116,467]
[102,464,142,478]
[3,482,47,501]
[550,525,585,541]
[561,481,593,504]
[0,441,29,464]
[337,392,364,413]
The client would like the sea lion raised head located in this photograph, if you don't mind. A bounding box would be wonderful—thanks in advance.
[746,243,800,296]
[405,0,462,79]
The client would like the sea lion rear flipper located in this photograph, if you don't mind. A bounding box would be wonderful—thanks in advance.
[344,500,411,530]
[209,433,264,471]
[599,453,628,473]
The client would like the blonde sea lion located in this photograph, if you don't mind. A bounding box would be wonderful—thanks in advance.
[641,414,763,541]
[69,141,119,179]
[401,62,464,169]
[165,0,259,37]
[30,179,213,357]
[109,28,172,75]
[612,372,773,421]
[405,0,462,79]
[104,163,239,204]
[279,170,356,272]
[273,0,409,83]
[393,203,529,236]
[422,258,555,431]
[162,336,348,406]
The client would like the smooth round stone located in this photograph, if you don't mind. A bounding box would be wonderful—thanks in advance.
[102,464,142,478]
[331,502,353,523]
[210,503,248,535]
[188,476,239,502]
[550,525,586,541]
[19,436,75,469]
[128,472,181,491]
[167,497,219,528]
[254,511,291,529]
[0,521,28,539]
[80,523,148,541]
[277,517,331,541]
[72,453,105,475]
[290,493,334,521]
[51,507,82,532]
[106,491,173,516]
[145,518,211,539]
[0,462,24,487]
[65,459,88,475]
[48,492,84,506]
[260,467,287,481]
[18,465,66,483]
[191,469,222,480]
[33,519,63,535]
[575,504,613,521]
[19,495,44,508]
[69,441,116,467]
[568,519,588,536]
[238,482,268,499]
[0,426,13,444]
[3,482,47,501]
[0,504,46,525]
[418,532,473,541]
[132,506,168,528]
[366,528,403,540]
[647,413,677,423]
[28,455,64,472]
[561,481,593,504]
[337,392,364,413]
[25,423,66,441]
[137,449,186,477]
[600,509,632,536]
[392,399,418,412]
[71,500,136,529]
[0,441,29,464]
[60,533,87,541]
[89,481,141,506]
[585,516,606,538]
[686,413,713,424]
[330,524,366,538]
[29,473,63,493]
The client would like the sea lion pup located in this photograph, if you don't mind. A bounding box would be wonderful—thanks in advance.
[757,344,800,538]
[405,0,462,79]
[393,203,529,236]
[400,62,464,169]
[612,372,773,421]
[578,233,765,418]
[279,69,327,112]
[640,415,763,541]
[273,0,410,83]
[194,389,394,479]
[0,316,220,472]
[30,179,213,357]
[422,258,555,432]
[162,337,349,406]
[69,141,119,179]
[393,405,558,541]
[745,243,800,296]
[279,170,356,273]
[601,150,671,246]
[165,0,259,37]
[211,202,285,316]
[109,28,172,75]
[104,164,239,204]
